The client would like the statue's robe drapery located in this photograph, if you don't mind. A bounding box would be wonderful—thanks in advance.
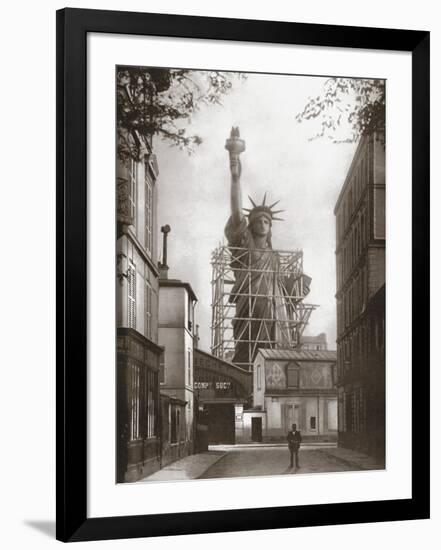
[225,216,292,367]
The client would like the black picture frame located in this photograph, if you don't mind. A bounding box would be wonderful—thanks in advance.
[56,8,430,543]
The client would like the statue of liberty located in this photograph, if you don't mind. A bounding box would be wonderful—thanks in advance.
[224,127,311,367]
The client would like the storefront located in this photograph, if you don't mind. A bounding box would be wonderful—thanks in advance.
[194,349,251,445]
[116,327,163,482]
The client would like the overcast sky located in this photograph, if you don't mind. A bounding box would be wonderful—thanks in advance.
[153,71,358,352]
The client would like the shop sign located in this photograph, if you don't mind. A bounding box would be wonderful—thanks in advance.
[194,381,232,390]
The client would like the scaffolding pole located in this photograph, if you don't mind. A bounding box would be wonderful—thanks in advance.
[210,245,317,371]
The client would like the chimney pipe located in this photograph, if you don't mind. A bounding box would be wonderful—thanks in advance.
[159,224,171,279]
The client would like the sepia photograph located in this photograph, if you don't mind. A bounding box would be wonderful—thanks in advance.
[115,66,386,484]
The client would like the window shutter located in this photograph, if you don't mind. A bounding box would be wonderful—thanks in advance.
[128,263,136,329]
[145,279,152,338]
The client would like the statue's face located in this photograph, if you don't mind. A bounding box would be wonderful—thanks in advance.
[252,215,271,237]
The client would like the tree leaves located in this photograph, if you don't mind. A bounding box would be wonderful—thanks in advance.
[295,78,385,143]
[117,67,243,163]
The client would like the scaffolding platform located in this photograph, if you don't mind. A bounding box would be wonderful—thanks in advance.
[211,245,317,371]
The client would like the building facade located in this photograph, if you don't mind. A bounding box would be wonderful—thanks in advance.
[116,131,162,482]
[300,333,328,351]
[158,277,197,465]
[252,349,338,442]
[334,132,385,462]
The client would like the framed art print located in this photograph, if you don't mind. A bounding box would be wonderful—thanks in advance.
[56,8,430,542]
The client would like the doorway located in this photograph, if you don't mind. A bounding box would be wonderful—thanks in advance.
[205,403,235,444]
[284,403,301,432]
[251,417,262,442]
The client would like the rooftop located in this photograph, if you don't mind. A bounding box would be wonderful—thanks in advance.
[301,333,327,343]
[159,278,197,301]
[195,348,251,375]
[257,349,336,362]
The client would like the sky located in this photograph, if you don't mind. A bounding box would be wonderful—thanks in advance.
[153,71,358,352]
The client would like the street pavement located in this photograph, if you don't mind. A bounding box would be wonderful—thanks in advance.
[140,445,384,482]
[198,446,369,479]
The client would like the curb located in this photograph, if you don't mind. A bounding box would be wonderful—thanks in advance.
[195,452,228,479]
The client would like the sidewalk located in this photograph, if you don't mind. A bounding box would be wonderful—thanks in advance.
[139,451,226,482]
[317,446,385,471]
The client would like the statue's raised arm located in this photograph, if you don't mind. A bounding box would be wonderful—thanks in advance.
[219,128,312,371]
[225,127,246,227]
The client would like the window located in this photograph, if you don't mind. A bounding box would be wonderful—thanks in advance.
[129,364,140,440]
[353,392,358,433]
[127,262,136,329]
[336,214,340,243]
[188,295,194,331]
[256,365,261,390]
[342,393,347,431]
[360,325,365,366]
[144,167,154,255]
[343,248,347,281]
[345,392,353,432]
[170,405,181,444]
[145,278,152,339]
[344,340,350,373]
[145,369,157,438]
[128,159,137,224]
[354,226,358,262]
[287,363,299,388]
[170,405,177,443]
[361,214,365,251]
[159,350,165,384]
[332,363,337,386]
[187,349,192,386]
[361,158,365,188]
[359,389,366,433]
[310,416,316,430]
[361,267,367,310]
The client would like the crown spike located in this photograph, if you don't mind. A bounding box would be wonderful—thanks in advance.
[271,209,285,215]
[262,192,267,206]
[272,217,284,221]
[268,200,280,209]
[248,195,257,208]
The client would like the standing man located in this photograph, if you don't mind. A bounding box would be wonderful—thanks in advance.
[287,423,302,469]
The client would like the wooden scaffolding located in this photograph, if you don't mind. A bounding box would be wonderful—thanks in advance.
[211,245,317,371]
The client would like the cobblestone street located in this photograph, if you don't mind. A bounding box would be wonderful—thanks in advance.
[198,446,372,479]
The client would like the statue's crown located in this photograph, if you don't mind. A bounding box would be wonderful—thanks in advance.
[244,193,285,222]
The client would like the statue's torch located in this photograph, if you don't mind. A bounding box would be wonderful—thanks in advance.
[225,127,246,180]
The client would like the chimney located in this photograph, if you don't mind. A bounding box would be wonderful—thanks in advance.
[159,224,171,280]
